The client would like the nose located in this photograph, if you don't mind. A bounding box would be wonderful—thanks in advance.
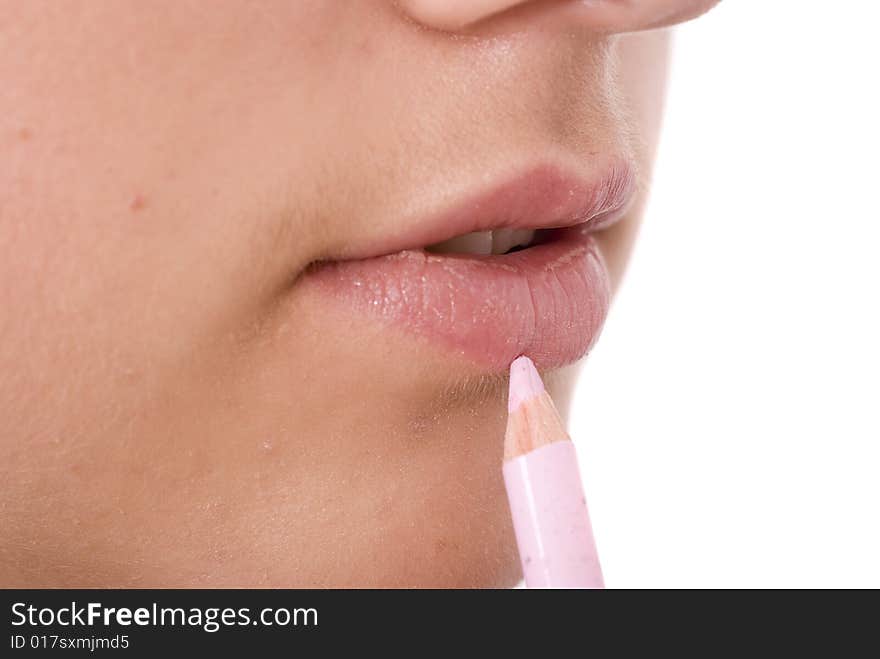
[398,0,720,32]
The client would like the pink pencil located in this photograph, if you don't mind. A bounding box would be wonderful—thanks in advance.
[503,356,604,589]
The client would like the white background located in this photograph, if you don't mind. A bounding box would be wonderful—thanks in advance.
[572,1,880,587]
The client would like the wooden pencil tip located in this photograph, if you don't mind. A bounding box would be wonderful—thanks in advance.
[508,355,544,413]
[505,357,569,461]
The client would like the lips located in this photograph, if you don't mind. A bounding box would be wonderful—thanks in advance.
[305,161,635,370]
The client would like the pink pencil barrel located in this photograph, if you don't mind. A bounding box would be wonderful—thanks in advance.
[503,435,604,588]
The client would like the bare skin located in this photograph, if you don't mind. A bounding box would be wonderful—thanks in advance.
[0,0,718,587]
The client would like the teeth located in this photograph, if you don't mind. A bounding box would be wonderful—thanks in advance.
[491,228,535,255]
[428,230,493,255]
[426,229,536,255]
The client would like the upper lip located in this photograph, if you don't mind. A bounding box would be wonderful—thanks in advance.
[334,158,637,261]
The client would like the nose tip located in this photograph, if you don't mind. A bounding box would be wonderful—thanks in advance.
[397,0,721,33]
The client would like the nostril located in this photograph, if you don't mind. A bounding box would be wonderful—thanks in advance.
[397,0,532,32]
[398,0,721,34]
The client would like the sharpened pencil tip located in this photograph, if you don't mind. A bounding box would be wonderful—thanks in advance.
[508,356,545,413]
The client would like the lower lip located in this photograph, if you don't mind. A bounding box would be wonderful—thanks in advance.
[306,225,610,370]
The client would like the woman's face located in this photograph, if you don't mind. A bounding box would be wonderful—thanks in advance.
[1,0,717,586]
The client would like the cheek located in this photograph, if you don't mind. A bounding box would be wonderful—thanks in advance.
[616,30,671,160]
[0,2,337,441]
[597,31,671,289]
[0,5,285,552]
